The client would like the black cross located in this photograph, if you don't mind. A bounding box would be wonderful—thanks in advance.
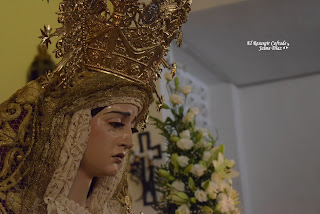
[130,132,162,206]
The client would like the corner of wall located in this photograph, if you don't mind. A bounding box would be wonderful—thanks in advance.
[230,84,250,214]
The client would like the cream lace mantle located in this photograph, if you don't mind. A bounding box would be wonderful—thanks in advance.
[43,98,141,214]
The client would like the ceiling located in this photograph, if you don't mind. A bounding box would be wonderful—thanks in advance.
[172,0,320,87]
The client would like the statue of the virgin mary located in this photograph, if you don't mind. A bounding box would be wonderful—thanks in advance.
[0,0,191,213]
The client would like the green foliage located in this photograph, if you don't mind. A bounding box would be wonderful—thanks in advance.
[174,77,179,91]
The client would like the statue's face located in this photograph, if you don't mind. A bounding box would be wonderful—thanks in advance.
[80,103,139,177]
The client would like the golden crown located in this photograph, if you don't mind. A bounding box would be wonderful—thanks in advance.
[40,0,192,107]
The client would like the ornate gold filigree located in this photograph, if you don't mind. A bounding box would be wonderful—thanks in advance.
[39,25,53,48]
[0,81,42,213]
[40,0,192,104]
[171,62,177,78]
[0,122,17,148]
[176,31,183,47]
[156,95,164,111]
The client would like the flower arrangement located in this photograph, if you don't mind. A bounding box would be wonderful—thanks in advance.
[151,72,240,214]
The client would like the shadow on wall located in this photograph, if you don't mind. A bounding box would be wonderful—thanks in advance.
[27,46,56,82]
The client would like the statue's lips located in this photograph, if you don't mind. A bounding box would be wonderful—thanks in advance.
[112,153,125,163]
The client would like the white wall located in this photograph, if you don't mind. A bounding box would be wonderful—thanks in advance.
[208,74,320,214]
[208,83,247,213]
[237,74,320,214]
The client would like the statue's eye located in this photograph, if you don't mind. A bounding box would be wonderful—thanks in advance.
[109,122,124,128]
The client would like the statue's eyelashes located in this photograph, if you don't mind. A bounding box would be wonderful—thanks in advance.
[109,122,124,128]
[109,122,139,134]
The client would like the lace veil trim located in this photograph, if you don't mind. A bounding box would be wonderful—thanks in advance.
[43,97,142,214]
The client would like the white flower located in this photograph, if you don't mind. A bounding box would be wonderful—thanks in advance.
[164,72,173,81]
[184,112,195,123]
[200,141,212,149]
[175,204,190,214]
[220,181,232,193]
[202,128,209,136]
[194,189,208,202]
[172,180,185,192]
[202,151,211,162]
[195,127,208,136]
[177,138,194,150]
[233,209,241,214]
[211,173,222,182]
[170,94,184,105]
[216,193,236,213]
[180,130,190,139]
[189,107,199,115]
[180,85,192,95]
[210,174,230,193]
[177,156,189,167]
[205,181,220,199]
[213,152,225,168]
[191,164,206,177]
[213,153,239,179]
